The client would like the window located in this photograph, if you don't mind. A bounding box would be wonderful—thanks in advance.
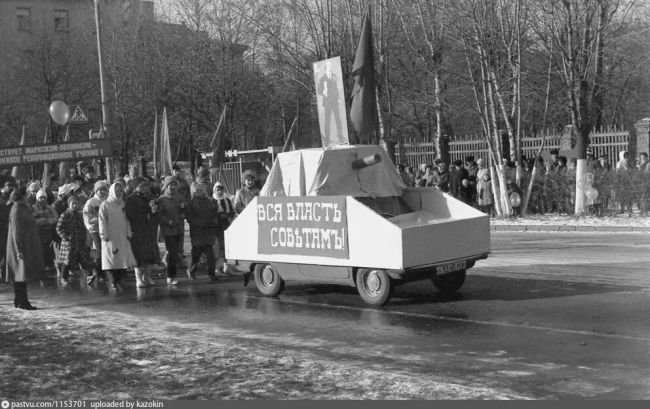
[54,9,69,32]
[17,7,31,32]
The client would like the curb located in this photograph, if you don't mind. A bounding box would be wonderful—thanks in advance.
[490,224,650,233]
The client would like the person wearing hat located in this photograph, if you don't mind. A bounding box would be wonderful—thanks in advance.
[99,183,137,291]
[153,176,185,285]
[212,181,235,276]
[586,148,601,173]
[32,188,59,275]
[548,149,560,173]
[56,195,94,286]
[196,166,214,197]
[26,180,41,207]
[184,182,218,281]
[125,180,159,287]
[5,186,44,310]
[81,165,97,197]
[235,170,260,214]
[172,164,190,268]
[83,180,110,285]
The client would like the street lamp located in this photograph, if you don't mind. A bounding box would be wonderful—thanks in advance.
[94,0,113,182]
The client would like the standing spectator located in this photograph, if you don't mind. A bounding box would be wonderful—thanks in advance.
[234,170,260,214]
[213,181,235,277]
[477,171,494,216]
[32,188,59,275]
[434,162,450,193]
[637,153,649,173]
[196,166,214,197]
[404,166,417,187]
[396,164,409,186]
[449,160,469,199]
[464,156,479,180]
[185,182,218,281]
[548,149,560,172]
[56,196,93,286]
[125,180,159,287]
[476,158,489,181]
[124,164,138,184]
[458,179,475,206]
[99,183,136,291]
[80,165,97,197]
[5,186,43,310]
[0,189,11,282]
[586,149,601,173]
[172,164,190,268]
[616,150,631,171]
[26,181,41,207]
[154,176,184,285]
[83,181,110,285]
[417,165,436,187]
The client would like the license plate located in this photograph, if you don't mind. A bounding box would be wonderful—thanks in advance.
[436,260,466,275]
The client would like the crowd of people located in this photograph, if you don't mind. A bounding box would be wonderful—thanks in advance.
[396,149,650,216]
[1,162,262,311]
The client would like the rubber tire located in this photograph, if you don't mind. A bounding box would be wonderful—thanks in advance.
[432,269,466,294]
[355,268,392,306]
[253,263,284,296]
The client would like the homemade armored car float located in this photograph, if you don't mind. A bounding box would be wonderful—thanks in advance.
[225,145,490,306]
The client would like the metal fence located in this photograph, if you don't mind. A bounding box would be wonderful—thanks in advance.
[396,129,630,168]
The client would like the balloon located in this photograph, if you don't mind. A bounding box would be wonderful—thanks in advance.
[509,192,522,208]
[49,101,70,125]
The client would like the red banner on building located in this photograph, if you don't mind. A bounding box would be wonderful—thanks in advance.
[257,196,349,258]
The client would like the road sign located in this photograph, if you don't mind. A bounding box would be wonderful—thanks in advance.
[70,105,89,124]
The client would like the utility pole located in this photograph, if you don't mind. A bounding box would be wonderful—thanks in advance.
[94,0,113,182]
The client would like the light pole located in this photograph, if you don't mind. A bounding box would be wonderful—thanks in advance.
[94,0,113,182]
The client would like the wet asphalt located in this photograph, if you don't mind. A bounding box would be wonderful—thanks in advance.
[2,231,650,399]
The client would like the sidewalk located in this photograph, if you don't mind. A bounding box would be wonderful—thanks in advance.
[490,213,650,233]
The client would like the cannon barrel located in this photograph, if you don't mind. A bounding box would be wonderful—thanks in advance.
[351,153,382,169]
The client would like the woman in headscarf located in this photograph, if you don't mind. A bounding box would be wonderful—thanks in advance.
[212,181,235,277]
[5,186,44,309]
[83,180,110,285]
[153,176,184,285]
[32,188,59,274]
[56,195,93,286]
[98,182,136,291]
[125,179,159,287]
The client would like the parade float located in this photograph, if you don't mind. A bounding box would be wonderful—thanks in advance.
[225,144,491,306]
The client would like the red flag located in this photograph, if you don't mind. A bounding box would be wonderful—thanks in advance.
[41,126,52,187]
[159,108,173,175]
[350,12,377,143]
[152,111,159,176]
[209,105,227,169]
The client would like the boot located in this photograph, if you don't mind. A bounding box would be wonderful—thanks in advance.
[134,268,146,288]
[16,282,37,310]
[143,267,155,286]
[107,271,119,291]
[13,282,19,308]
[86,269,99,286]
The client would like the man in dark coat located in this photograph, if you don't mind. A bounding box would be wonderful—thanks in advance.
[185,182,218,281]
[449,160,469,199]
[5,186,43,309]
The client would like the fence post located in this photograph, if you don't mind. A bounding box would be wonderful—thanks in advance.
[634,118,650,157]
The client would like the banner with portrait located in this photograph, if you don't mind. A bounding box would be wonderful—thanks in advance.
[314,57,349,148]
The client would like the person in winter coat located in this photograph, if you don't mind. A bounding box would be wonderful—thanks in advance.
[234,170,260,214]
[32,188,59,274]
[0,190,11,281]
[185,182,218,281]
[434,162,450,193]
[154,176,185,285]
[98,183,136,291]
[5,186,43,310]
[56,196,93,286]
[458,178,475,206]
[477,171,494,216]
[125,179,159,287]
[83,180,110,285]
[213,181,235,277]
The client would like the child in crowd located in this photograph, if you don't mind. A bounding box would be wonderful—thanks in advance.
[32,188,59,274]
[56,196,93,286]
[477,171,494,216]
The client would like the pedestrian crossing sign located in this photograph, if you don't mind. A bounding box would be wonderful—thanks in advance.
[70,105,88,124]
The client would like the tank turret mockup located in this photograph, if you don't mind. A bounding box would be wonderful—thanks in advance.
[225,144,490,306]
